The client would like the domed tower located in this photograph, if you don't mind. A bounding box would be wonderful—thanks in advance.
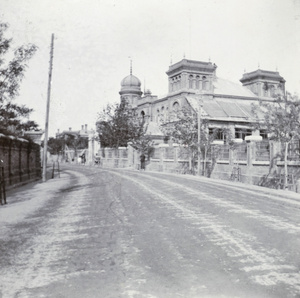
[119,62,142,108]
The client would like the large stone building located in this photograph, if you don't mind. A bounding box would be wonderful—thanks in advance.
[119,58,286,142]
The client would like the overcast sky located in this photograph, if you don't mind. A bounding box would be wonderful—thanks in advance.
[1,0,300,137]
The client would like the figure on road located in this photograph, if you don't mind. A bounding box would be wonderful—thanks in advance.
[140,154,146,170]
[94,153,101,166]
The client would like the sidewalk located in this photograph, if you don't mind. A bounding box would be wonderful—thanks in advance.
[1,168,70,227]
[5,166,53,203]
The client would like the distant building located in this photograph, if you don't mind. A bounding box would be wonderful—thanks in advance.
[56,124,92,139]
[56,124,93,162]
[119,58,286,143]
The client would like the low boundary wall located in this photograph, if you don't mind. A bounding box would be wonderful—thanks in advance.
[99,140,300,192]
[0,136,41,189]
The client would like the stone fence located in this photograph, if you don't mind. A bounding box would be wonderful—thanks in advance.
[0,135,41,189]
[99,140,300,191]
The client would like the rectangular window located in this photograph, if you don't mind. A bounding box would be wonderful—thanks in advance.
[259,129,268,140]
[209,128,226,141]
[235,128,252,140]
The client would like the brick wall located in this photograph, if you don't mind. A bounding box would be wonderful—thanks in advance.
[0,136,41,188]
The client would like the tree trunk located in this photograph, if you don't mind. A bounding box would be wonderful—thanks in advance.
[284,141,288,190]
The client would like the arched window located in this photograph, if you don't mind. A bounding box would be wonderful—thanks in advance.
[161,106,165,121]
[157,109,160,123]
[196,75,200,89]
[202,76,207,90]
[189,75,193,89]
[174,77,178,91]
[263,82,269,96]
[173,102,179,111]
[270,85,275,97]
[277,83,283,95]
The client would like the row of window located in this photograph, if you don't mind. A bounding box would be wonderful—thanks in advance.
[140,102,180,123]
[140,109,267,141]
[209,128,268,141]
[188,77,209,90]
[170,75,210,91]
[249,83,283,97]
[263,84,281,97]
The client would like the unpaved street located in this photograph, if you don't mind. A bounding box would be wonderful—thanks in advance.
[0,165,300,298]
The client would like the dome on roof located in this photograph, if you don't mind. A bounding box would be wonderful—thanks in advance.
[121,74,141,88]
[120,74,142,95]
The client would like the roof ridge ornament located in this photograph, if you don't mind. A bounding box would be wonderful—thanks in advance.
[130,58,132,75]
[128,56,132,75]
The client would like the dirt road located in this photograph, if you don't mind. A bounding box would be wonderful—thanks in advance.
[0,165,299,297]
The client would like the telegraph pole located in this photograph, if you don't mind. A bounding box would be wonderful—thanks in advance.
[42,33,54,182]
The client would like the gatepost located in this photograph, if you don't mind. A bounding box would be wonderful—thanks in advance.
[127,143,134,168]
[245,135,263,183]
[158,143,168,172]
[87,130,95,165]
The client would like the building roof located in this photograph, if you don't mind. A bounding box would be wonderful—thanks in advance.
[185,95,261,122]
[213,77,257,97]
[240,69,286,84]
[121,74,141,87]
[120,74,142,95]
[145,121,164,136]
[166,59,217,77]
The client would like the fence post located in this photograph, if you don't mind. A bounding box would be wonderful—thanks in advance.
[88,131,95,165]
[52,162,55,178]
[269,141,274,162]
[27,142,30,179]
[158,144,166,172]
[270,141,281,164]
[8,139,12,185]
[128,144,134,168]
[229,146,234,166]
[247,141,253,167]
[19,141,22,183]
[0,167,6,205]
[296,179,300,193]
[174,144,179,163]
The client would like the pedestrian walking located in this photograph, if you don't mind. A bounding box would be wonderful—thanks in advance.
[140,154,146,170]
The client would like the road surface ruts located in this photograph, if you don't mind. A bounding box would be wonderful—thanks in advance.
[106,168,300,297]
[0,165,299,298]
